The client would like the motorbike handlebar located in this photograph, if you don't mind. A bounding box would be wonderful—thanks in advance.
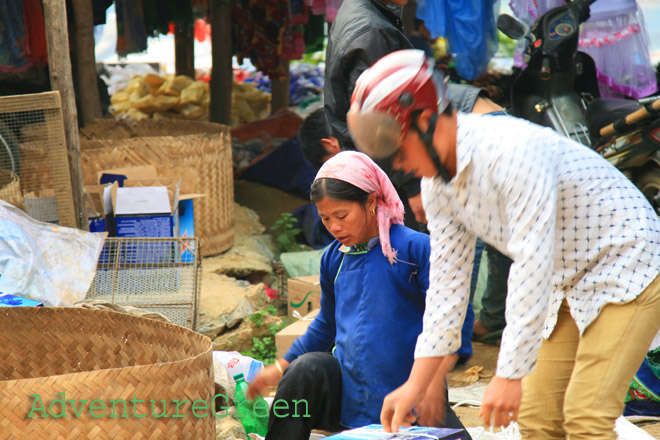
[600,98,660,138]
[540,58,551,80]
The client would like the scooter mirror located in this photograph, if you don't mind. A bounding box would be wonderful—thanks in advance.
[497,14,528,40]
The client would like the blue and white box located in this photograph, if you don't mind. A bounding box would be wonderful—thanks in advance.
[325,424,466,440]
[111,179,181,264]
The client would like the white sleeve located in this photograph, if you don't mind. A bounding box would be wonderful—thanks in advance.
[415,178,475,358]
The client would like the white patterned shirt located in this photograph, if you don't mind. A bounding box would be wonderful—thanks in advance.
[417,112,660,379]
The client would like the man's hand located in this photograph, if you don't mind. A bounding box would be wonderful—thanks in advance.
[478,375,522,428]
[414,354,456,427]
[415,381,446,427]
[408,194,427,224]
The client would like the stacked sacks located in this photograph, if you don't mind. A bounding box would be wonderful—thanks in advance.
[109,73,271,126]
[109,73,209,121]
[230,80,271,127]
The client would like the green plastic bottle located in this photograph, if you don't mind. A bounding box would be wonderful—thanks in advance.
[233,373,269,436]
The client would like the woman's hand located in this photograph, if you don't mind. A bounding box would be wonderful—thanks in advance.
[246,359,289,399]
[381,357,444,432]
[478,375,522,428]
[381,380,425,432]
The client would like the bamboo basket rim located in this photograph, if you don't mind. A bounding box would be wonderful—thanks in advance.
[0,307,212,383]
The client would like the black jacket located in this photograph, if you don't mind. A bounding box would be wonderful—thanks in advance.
[324,0,419,196]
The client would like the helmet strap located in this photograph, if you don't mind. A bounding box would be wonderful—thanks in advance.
[411,113,451,183]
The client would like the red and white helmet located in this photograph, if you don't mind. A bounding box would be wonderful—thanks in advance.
[347,49,449,159]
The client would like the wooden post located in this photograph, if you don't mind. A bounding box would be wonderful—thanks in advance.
[209,0,232,125]
[42,0,88,230]
[71,0,103,126]
[270,59,290,114]
[175,22,195,78]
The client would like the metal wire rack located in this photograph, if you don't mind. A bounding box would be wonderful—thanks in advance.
[86,237,201,329]
[0,92,76,227]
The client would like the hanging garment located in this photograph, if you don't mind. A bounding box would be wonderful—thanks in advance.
[23,0,47,65]
[92,0,113,25]
[233,0,288,79]
[417,0,499,80]
[281,29,306,61]
[305,0,343,22]
[304,13,325,53]
[0,0,30,72]
[115,0,147,56]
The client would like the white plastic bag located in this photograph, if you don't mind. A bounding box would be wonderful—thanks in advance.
[212,351,264,383]
[0,200,107,306]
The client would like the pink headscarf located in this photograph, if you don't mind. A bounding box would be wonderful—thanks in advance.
[314,151,405,264]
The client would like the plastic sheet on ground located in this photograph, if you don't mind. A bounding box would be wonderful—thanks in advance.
[0,200,107,306]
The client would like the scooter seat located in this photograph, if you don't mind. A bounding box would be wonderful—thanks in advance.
[586,98,643,139]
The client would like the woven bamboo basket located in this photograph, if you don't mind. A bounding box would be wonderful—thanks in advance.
[80,119,234,256]
[0,169,24,210]
[0,307,215,439]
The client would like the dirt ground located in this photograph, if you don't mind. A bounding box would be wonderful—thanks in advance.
[226,180,660,438]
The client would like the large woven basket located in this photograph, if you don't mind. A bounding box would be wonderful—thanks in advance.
[80,119,234,257]
[0,169,24,210]
[0,307,215,439]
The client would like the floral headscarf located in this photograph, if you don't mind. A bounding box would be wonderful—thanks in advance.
[314,151,405,264]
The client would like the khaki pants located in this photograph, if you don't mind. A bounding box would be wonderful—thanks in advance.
[518,274,660,440]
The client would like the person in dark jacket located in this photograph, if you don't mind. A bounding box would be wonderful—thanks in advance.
[324,0,428,225]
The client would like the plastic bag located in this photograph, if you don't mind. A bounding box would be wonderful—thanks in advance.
[0,200,107,306]
[212,351,264,383]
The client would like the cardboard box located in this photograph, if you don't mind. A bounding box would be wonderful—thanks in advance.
[85,184,112,233]
[0,293,44,307]
[287,275,321,318]
[325,424,466,439]
[109,178,181,264]
[111,178,181,237]
[275,309,320,356]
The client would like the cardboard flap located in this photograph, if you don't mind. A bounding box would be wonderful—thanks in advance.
[121,178,181,212]
[85,184,112,217]
[111,178,181,215]
[97,165,158,185]
[113,186,171,215]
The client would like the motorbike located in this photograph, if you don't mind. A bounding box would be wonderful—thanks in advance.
[497,0,660,213]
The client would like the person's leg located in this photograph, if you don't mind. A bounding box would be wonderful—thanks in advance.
[266,352,343,440]
[476,244,511,333]
[469,239,485,302]
[518,300,577,440]
[563,275,660,440]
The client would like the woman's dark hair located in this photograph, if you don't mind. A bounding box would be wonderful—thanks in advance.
[310,178,370,205]
[298,109,330,170]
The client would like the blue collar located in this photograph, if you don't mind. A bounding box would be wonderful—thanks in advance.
[339,236,380,254]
